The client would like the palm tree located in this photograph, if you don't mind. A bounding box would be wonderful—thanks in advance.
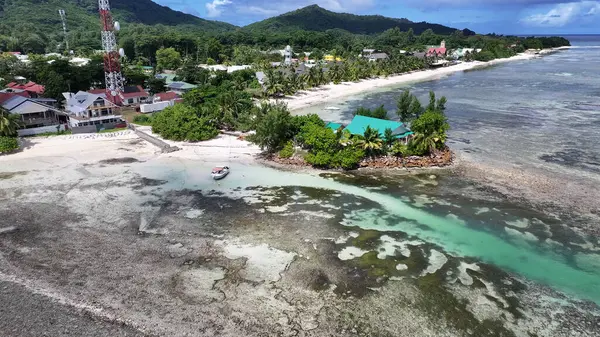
[264,69,285,97]
[0,107,21,137]
[383,128,395,148]
[307,66,319,87]
[329,64,343,84]
[315,65,327,86]
[355,126,383,156]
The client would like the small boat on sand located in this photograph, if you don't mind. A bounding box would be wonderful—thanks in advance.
[211,166,230,180]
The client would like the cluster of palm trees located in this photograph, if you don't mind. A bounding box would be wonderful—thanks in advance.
[261,55,427,98]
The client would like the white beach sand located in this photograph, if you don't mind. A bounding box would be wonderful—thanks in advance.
[277,50,563,112]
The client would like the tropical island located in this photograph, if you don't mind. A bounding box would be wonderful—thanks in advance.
[1,2,569,162]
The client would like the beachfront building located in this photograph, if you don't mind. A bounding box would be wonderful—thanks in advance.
[344,115,413,142]
[63,91,121,128]
[450,48,482,60]
[366,53,389,62]
[426,40,447,59]
[88,86,149,107]
[0,96,69,136]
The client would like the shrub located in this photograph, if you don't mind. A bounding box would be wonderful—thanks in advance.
[332,147,365,170]
[391,142,412,157]
[298,123,338,153]
[0,136,18,153]
[278,141,294,158]
[305,151,333,167]
[133,114,152,125]
[291,114,325,134]
[249,102,294,152]
[151,104,219,142]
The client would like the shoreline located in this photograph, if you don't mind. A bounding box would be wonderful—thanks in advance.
[279,47,569,111]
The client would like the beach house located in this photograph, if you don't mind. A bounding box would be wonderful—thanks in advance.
[337,115,414,143]
[88,86,149,106]
[1,96,69,136]
[426,41,447,59]
[63,91,122,130]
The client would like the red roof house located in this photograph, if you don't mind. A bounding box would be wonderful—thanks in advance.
[426,40,447,58]
[0,89,31,104]
[155,91,180,102]
[6,81,45,97]
[86,85,149,106]
[426,47,447,57]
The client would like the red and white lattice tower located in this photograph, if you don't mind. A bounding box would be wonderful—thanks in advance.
[98,0,124,103]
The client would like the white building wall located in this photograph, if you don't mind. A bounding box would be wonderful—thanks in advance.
[17,124,66,136]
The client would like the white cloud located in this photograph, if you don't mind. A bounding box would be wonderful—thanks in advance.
[520,1,600,26]
[236,5,280,15]
[206,0,232,17]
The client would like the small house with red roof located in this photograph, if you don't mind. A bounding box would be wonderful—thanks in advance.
[155,91,182,103]
[120,85,150,106]
[426,40,447,59]
[6,77,45,98]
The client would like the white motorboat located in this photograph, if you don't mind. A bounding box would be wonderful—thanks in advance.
[324,106,340,110]
[211,166,230,180]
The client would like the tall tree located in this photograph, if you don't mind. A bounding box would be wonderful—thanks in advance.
[396,89,413,123]
[156,47,182,71]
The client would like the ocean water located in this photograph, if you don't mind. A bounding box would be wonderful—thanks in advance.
[278,35,600,305]
[296,35,600,182]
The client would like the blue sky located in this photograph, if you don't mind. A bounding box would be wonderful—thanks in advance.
[154,0,600,34]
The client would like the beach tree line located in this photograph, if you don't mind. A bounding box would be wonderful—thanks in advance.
[261,54,427,98]
[247,90,450,169]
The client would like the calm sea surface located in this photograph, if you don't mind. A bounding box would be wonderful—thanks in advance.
[297,35,600,180]
[285,35,600,305]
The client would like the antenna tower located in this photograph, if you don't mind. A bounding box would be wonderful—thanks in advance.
[98,0,124,103]
[58,9,69,52]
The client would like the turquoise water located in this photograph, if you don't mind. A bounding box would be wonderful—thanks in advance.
[138,160,600,305]
[135,35,600,307]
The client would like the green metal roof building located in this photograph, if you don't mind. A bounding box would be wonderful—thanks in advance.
[325,122,343,131]
[345,115,413,139]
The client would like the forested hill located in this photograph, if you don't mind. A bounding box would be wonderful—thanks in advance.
[0,0,236,37]
[243,5,461,35]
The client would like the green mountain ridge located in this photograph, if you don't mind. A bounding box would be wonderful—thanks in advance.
[242,5,463,35]
[0,0,236,36]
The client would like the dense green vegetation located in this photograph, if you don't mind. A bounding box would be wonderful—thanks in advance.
[243,5,460,35]
[0,135,18,153]
[0,53,105,100]
[0,107,19,152]
[247,90,450,170]
[0,0,234,54]
[149,69,262,141]
[0,1,569,66]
